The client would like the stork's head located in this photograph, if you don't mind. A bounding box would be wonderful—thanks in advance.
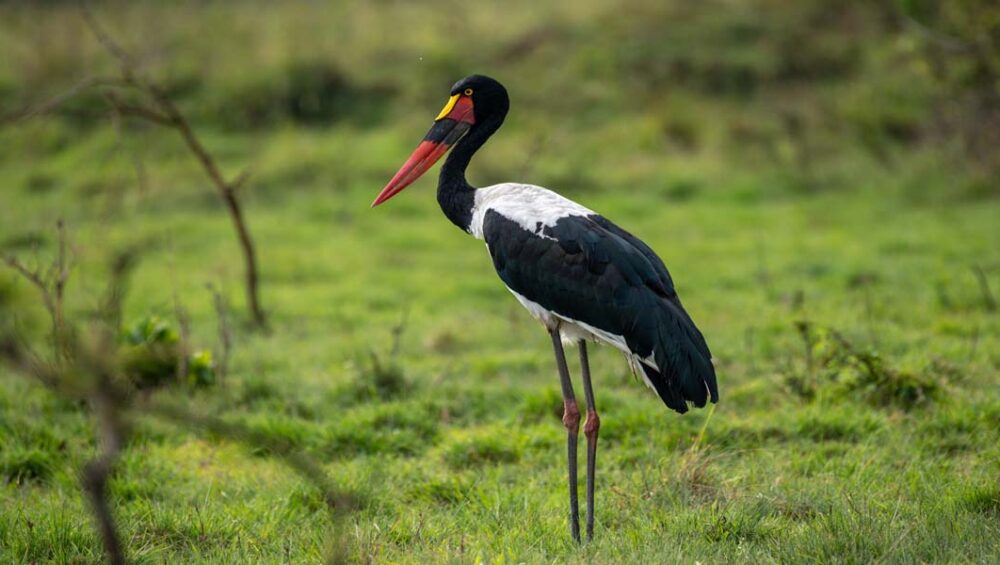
[371,75,509,207]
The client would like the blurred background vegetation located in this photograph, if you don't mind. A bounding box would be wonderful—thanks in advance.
[2,0,997,200]
[0,1,998,563]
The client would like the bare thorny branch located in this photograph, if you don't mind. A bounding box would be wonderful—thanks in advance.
[81,371,128,565]
[1,2,267,329]
[3,236,134,564]
[2,236,348,564]
[0,6,352,561]
[0,75,129,126]
[78,1,265,329]
[1,329,351,563]
[2,220,71,359]
[2,256,55,314]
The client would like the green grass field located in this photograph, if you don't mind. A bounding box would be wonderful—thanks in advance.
[1,1,998,563]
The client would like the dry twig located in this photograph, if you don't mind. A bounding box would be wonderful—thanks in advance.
[2,220,72,358]
[971,264,997,311]
[78,1,267,328]
[173,295,191,384]
[81,377,128,565]
[0,75,127,125]
[1,241,347,563]
[207,283,232,384]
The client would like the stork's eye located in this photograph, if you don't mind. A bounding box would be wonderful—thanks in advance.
[464,88,474,96]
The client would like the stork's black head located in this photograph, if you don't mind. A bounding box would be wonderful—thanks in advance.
[372,75,508,206]
[448,75,509,126]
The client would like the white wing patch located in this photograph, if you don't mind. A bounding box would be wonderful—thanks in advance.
[469,183,595,240]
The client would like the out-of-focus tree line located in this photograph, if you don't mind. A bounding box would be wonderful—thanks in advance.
[2,0,996,181]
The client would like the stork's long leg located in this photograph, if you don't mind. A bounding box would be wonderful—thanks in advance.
[549,327,581,543]
[578,340,599,541]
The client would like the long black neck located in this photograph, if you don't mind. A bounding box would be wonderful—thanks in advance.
[437,112,504,232]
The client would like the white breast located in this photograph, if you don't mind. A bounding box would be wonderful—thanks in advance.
[468,183,595,240]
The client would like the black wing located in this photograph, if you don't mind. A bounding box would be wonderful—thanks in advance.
[483,209,718,413]
[588,215,712,358]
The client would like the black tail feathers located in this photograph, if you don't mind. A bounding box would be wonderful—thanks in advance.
[641,361,716,414]
[639,301,718,414]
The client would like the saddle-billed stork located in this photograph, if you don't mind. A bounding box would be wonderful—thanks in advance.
[372,75,718,542]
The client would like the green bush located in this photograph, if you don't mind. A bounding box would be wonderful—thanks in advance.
[1,447,53,484]
[205,60,395,130]
[121,316,216,389]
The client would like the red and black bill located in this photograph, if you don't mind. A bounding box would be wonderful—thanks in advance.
[371,93,476,207]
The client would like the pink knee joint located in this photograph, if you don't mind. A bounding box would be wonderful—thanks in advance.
[563,400,581,433]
